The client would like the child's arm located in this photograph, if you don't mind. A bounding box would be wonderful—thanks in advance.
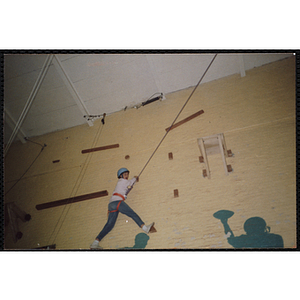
[125,176,139,195]
[128,176,139,186]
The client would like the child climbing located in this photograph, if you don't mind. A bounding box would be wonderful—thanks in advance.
[90,168,155,249]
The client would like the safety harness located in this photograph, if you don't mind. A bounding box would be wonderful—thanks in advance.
[108,193,126,215]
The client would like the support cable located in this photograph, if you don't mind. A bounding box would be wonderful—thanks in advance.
[5,139,47,196]
[137,54,217,179]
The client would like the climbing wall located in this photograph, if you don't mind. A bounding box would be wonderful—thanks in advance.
[4,56,296,249]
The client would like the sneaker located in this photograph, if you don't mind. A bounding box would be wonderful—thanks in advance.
[143,222,155,234]
[90,241,103,249]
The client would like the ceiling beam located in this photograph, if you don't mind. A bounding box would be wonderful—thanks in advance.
[4,54,54,156]
[5,108,27,143]
[52,55,93,127]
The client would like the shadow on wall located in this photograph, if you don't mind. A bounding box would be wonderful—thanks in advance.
[120,233,150,249]
[213,210,284,249]
[5,202,32,244]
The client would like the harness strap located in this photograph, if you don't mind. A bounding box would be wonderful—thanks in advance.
[109,200,123,214]
[107,193,126,215]
[112,193,126,201]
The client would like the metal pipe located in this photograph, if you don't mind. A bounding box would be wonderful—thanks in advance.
[4,108,27,143]
[52,55,93,126]
[4,54,54,155]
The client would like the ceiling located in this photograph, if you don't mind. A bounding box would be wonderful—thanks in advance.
[3,52,293,152]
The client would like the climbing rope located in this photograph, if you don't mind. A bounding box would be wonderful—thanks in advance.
[47,54,217,244]
[47,121,105,245]
[137,54,217,179]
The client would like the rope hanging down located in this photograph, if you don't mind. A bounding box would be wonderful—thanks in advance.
[137,54,217,179]
[47,121,105,245]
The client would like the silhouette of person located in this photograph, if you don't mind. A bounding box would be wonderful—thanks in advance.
[121,233,150,249]
[215,211,284,248]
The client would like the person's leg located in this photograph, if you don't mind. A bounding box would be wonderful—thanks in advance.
[95,211,118,241]
[92,201,120,246]
[118,201,144,227]
[118,202,155,233]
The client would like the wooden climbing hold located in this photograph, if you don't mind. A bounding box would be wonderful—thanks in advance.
[165,109,204,132]
[227,165,233,172]
[199,156,204,163]
[81,143,119,154]
[203,169,207,177]
[174,189,179,197]
[149,225,157,233]
[125,155,130,160]
[227,150,233,157]
[35,190,108,210]
[168,152,173,160]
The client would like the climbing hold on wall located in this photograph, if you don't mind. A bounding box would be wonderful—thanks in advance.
[174,189,179,197]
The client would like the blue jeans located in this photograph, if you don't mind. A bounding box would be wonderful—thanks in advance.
[96,201,144,241]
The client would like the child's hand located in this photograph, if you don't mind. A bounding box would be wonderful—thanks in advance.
[134,176,139,182]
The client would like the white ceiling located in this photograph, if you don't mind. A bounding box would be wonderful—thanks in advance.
[4,52,293,150]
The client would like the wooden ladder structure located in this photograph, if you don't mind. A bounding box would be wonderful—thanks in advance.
[197,133,233,179]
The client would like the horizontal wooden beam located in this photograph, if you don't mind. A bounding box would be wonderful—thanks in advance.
[36,190,108,210]
[82,143,119,154]
[165,110,204,132]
